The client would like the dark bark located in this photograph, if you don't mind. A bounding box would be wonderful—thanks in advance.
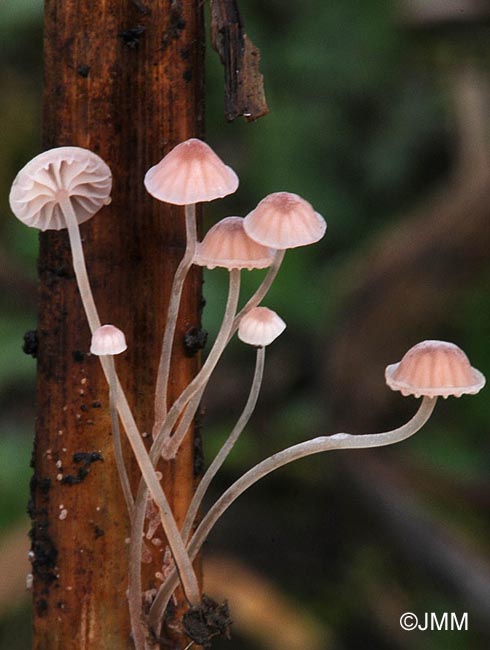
[31,2,204,648]
[210,0,268,122]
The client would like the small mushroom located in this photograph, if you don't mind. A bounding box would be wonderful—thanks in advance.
[145,138,239,428]
[9,146,112,332]
[194,216,275,270]
[90,325,132,514]
[90,324,127,356]
[238,306,286,347]
[144,138,238,205]
[243,191,326,250]
[385,340,485,398]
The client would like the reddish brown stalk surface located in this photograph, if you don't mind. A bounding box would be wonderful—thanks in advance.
[31,2,204,648]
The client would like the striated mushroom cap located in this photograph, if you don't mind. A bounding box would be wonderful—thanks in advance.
[385,340,485,398]
[90,325,127,356]
[9,147,112,231]
[243,191,326,250]
[194,216,275,270]
[238,307,286,347]
[144,138,239,205]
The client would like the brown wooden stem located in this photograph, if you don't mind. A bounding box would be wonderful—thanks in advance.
[31,2,204,648]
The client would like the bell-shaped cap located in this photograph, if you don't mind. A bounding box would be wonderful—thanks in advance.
[9,147,112,231]
[243,192,326,250]
[90,325,127,356]
[194,216,275,270]
[238,307,286,347]
[385,340,485,398]
[144,138,239,205]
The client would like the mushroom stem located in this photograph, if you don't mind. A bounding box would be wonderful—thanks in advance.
[103,362,201,605]
[127,484,148,650]
[149,396,437,628]
[106,356,134,514]
[111,373,200,605]
[60,196,200,606]
[161,392,202,460]
[154,268,241,452]
[181,346,266,543]
[60,194,101,332]
[153,204,197,433]
[159,250,282,460]
[130,269,241,638]
[157,248,282,459]
[233,249,285,330]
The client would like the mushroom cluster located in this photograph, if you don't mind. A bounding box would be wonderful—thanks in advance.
[10,139,485,650]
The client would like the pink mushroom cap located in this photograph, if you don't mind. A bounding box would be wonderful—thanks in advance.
[144,138,239,205]
[243,191,326,250]
[194,216,275,270]
[9,147,112,231]
[90,325,127,356]
[385,340,485,398]
[238,307,286,347]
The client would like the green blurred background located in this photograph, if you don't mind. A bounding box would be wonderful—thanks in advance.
[1,1,489,649]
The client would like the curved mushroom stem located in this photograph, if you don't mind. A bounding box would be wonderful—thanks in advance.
[148,396,437,629]
[232,249,285,331]
[157,249,283,458]
[59,194,101,333]
[157,248,283,460]
[153,204,197,433]
[129,269,241,638]
[154,268,241,452]
[107,355,134,515]
[127,482,149,650]
[181,346,266,543]
[156,251,284,460]
[107,370,201,605]
[100,359,201,605]
[161,392,202,460]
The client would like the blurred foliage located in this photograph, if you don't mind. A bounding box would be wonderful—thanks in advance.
[1,1,489,649]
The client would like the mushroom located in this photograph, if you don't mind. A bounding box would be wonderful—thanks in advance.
[237,306,286,347]
[179,307,287,547]
[233,191,327,332]
[149,390,437,624]
[11,149,201,621]
[90,323,128,356]
[144,138,239,429]
[243,191,326,250]
[9,146,112,331]
[194,216,275,270]
[151,339,486,621]
[385,340,485,398]
[90,325,133,514]
[144,137,238,205]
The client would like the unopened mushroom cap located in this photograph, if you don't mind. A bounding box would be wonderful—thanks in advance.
[238,307,286,347]
[194,216,275,270]
[9,147,112,231]
[243,192,326,250]
[144,138,239,205]
[385,340,485,398]
[90,325,127,356]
